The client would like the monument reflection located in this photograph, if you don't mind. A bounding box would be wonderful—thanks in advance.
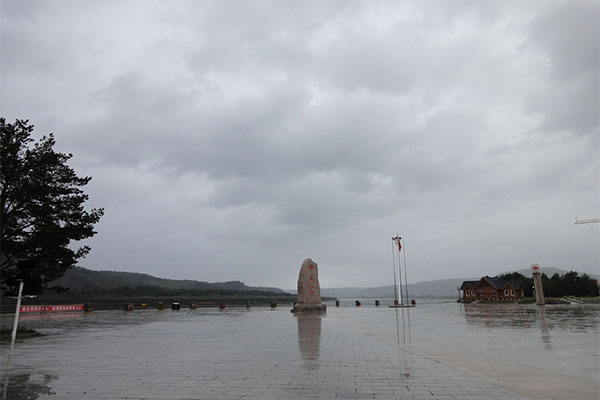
[295,313,324,369]
[536,305,552,349]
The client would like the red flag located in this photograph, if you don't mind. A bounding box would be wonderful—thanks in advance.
[397,239,402,252]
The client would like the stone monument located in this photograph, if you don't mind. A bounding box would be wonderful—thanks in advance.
[292,258,327,313]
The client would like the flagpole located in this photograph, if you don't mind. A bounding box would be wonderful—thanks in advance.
[396,236,403,305]
[402,237,409,306]
[391,239,398,304]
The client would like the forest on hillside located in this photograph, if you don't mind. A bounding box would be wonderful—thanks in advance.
[51,266,286,293]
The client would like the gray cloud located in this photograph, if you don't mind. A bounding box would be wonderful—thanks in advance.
[524,1,599,134]
[1,0,597,288]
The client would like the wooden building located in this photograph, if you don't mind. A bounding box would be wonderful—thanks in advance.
[460,277,525,301]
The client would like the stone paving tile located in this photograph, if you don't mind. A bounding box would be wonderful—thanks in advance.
[0,309,534,400]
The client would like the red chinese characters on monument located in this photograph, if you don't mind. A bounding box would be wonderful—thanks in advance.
[308,265,315,295]
[297,258,321,305]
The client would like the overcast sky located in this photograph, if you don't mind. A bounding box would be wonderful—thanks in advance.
[2,0,598,289]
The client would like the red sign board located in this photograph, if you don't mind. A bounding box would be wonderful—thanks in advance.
[20,304,84,313]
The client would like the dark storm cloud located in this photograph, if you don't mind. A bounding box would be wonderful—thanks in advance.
[1,0,597,287]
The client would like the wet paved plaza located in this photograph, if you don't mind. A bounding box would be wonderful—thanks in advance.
[1,302,598,400]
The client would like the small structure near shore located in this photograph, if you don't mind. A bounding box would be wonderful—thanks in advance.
[291,258,327,313]
[460,277,525,301]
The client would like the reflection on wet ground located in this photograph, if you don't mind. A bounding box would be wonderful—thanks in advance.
[461,302,598,332]
[457,303,598,375]
[295,312,322,369]
[2,373,56,400]
[16,312,84,323]
[0,302,598,399]
[537,306,552,349]
[333,301,599,378]
[458,303,555,349]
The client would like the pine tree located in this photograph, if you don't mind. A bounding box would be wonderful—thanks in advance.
[0,118,103,294]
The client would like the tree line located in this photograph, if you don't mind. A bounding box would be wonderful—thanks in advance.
[0,285,296,311]
[497,271,599,298]
[67,285,292,299]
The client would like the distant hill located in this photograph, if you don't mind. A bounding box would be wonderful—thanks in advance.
[312,267,600,299]
[318,280,461,299]
[52,267,288,294]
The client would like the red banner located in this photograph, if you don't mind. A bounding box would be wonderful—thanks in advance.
[20,304,84,313]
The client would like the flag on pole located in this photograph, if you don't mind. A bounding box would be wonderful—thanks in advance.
[397,238,402,252]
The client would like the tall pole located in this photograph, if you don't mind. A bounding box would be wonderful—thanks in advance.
[396,236,403,305]
[391,239,398,304]
[11,280,24,344]
[402,237,409,306]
